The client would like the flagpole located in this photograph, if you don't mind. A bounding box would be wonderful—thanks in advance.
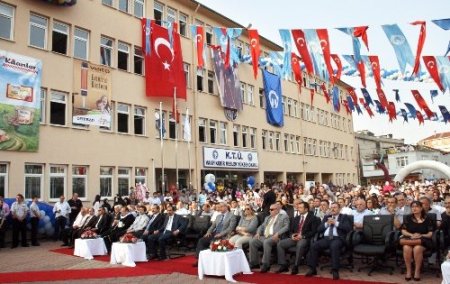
[174,87,179,191]
[160,101,165,196]
[186,108,192,192]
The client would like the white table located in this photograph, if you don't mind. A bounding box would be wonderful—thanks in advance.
[442,260,450,284]
[110,241,147,267]
[73,238,108,260]
[198,249,252,282]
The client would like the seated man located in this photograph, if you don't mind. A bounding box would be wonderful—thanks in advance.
[194,203,237,262]
[379,197,402,229]
[102,206,135,252]
[124,205,149,238]
[61,207,88,246]
[276,201,320,274]
[305,202,353,280]
[351,198,373,230]
[249,203,290,273]
[89,207,111,235]
[146,205,186,260]
[70,207,98,247]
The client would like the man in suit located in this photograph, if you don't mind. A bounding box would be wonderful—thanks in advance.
[102,206,135,252]
[276,201,320,274]
[261,186,277,216]
[89,206,110,235]
[147,205,186,260]
[143,204,165,256]
[305,202,353,280]
[194,202,237,265]
[249,203,290,273]
[69,207,98,247]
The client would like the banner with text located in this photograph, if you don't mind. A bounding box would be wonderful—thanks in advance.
[72,62,112,128]
[203,147,259,169]
[0,50,42,152]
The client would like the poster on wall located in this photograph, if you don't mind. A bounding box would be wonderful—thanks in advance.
[72,62,112,128]
[0,50,42,152]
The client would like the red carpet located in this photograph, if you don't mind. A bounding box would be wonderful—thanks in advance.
[0,248,394,283]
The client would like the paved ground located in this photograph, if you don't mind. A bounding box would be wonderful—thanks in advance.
[0,240,443,283]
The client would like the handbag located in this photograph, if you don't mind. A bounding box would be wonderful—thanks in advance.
[399,237,421,246]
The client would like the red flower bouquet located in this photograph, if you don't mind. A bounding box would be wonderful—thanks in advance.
[80,230,97,239]
[120,233,138,243]
[210,239,235,252]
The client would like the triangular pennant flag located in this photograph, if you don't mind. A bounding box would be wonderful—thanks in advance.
[343,100,351,115]
[359,98,374,117]
[368,55,382,89]
[374,100,385,114]
[382,24,415,75]
[376,88,389,109]
[387,101,397,122]
[330,54,342,80]
[321,83,331,104]
[316,29,334,82]
[432,18,450,30]
[292,29,314,75]
[411,90,434,119]
[332,86,340,112]
[400,108,408,122]
[423,56,445,91]
[353,26,369,50]
[436,56,450,91]
[346,96,355,112]
[279,29,292,80]
[361,88,374,106]
[411,21,426,76]
[291,53,303,87]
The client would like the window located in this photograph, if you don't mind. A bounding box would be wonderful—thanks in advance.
[233,125,240,147]
[198,118,206,142]
[262,130,267,150]
[49,165,66,200]
[293,101,298,118]
[207,71,214,94]
[196,68,204,92]
[118,167,130,197]
[206,26,213,45]
[102,0,113,6]
[183,63,191,88]
[0,164,8,197]
[135,167,147,185]
[296,136,301,153]
[259,88,265,108]
[268,131,274,150]
[118,41,130,71]
[117,103,129,133]
[153,1,164,26]
[134,106,146,135]
[167,7,176,28]
[100,166,114,197]
[133,46,144,75]
[50,90,67,126]
[275,132,280,151]
[169,111,176,139]
[40,88,46,124]
[24,164,43,199]
[219,122,227,145]
[284,134,289,152]
[0,2,14,40]
[287,99,292,116]
[100,36,113,67]
[247,85,254,106]
[396,157,408,167]
[52,21,68,54]
[209,120,217,144]
[155,110,166,138]
[72,166,87,199]
[250,128,256,149]
[118,0,129,13]
[74,27,89,60]
[240,82,245,104]
[179,13,188,37]
[242,126,248,148]
[134,0,144,18]
[290,135,296,153]
[29,14,48,49]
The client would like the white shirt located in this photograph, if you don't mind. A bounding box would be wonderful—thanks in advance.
[53,201,71,218]
[265,214,278,237]
[352,209,373,225]
[129,213,149,231]
[165,215,174,231]
[324,215,340,237]
[340,207,353,215]
[29,202,41,218]
[72,212,85,228]
[11,202,29,219]
[150,197,161,205]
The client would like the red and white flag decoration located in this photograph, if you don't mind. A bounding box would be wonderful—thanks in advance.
[330,54,342,80]
[423,56,445,91]
[321,83,331,104]
[359,98,374,117]
[416,112,425,125]
[248,29,261,79]
[316,29,334,83]
[376,88,389,110]
[292,29,314,75]
[387,101,397,122]
[291,53,303,87]
[411,90,434,119]
[195,26,205,68]
[411,21,426,76]
[368,56,382,90]
[353,26,369,50]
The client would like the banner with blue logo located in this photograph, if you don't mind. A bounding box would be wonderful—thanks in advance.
[262,70,284,127]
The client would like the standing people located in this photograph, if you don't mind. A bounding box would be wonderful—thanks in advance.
[68,193,83,226]
[93,194,101,214]
[29,196,42,246]
[11,194,29,248]
[53,195,71,241]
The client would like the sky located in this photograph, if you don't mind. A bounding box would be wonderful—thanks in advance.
[196,0,450,144]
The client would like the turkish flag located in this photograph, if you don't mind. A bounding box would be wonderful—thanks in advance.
[357,60,367,87]
[145,21,186,99]
[368,56,382,90]
[291,53,303,87]
[196,26,205,68]
[411,21,426,76]
[359,98,374,117]
[343,100,351,115]
[347,87,358,108]
[353,26,369,50]
[387,101,397,122]
[316,29,334,83]
[292,29,314,75]
[330,54,342,80]
[423,56,445,91]
[248,29,261,79]
[416,112,424,125]
[411,90,434,119]
[321,83,331,104]
[376,88,389,109]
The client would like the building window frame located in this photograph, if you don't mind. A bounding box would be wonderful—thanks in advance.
[73,27,89,60]
[51,20,69,55]
[179,12,188,37]
[49,165,67,201]
[118,167,131,197]
[117,41,130,71]
[49,90,67,126]
[0,2,14,40]
[233,125,240,147]
[219,122,227,145]
[133,46,144,75]
[100,166,114,198]
[250,128,256,149]
[198,118,206,143]
[100,35,114,67]
[117,103,130,134]
[29,13,48,49]
[134,106,146,135]
[24,164,43,200]
[133,0,144,18]
[72,166,88,200]
[209,120,217,144]
[135,167,147,185]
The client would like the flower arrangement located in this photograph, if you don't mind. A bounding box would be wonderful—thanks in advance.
[120,233,138,243]
[210,239,235,252]
[80,230,97,239]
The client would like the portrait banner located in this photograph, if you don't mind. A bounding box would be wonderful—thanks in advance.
[0,50,42,152]
[72,62,112,127]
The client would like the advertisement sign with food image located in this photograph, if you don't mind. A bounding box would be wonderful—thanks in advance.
[72,61,112,128]
[0,50,42,152]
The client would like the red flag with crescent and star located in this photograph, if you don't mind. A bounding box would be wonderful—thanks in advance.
[368,55,382,90]
[330,54,342,80]
[321,83,331,104]
[411,21,426,76]
[248,29,261,79]
[376,88,389,109]
[423,56,445,91]
[316,29,334,83]
[416,112,424,125]
[353,26,369,50]
[144,21,186,99]
[291,53,303,87]
[359,98,374,117]
[387,101,397,122]
[292,29,314,75]
[195,26,205,68]
[411,90,434,119]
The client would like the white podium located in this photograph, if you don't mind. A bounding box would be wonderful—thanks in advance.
[110,241,147,267]
[198,249,252,282]
[73,238,108,260]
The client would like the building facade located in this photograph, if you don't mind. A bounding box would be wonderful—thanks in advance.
[418,132,450,153]
[0,0,357,202]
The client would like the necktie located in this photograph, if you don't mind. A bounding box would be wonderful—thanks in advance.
[327,216,335,239]
[264,217,275,238]
[95,216,103,228]
[315,208,319,216]
[297,215,305,235]
[215,214,225,233]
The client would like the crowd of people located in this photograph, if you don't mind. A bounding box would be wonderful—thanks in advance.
[0,179,449,281]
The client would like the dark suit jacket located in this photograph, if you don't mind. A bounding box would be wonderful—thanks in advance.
[262,190,277,213]
[83,215,98,230]
[145,213,165,233]
[289,212,320,240]
[158,214,186,233]
[116,213,135,232]
[318,214,353,240]
[94,214,111,234]
[284,204,294,220]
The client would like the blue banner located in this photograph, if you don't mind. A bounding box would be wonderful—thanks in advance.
[436,56,450,92]
[304,29,327,80]
[439,106,450,123]
[432,18,450,30]
[400,108,408,122]
[279,29,292,80]
[361,88,374,106]
[374,100,385,113]
[332,86,340,112]
[262,70,284,127]
[381,24,415,75]
[404,103,417,119]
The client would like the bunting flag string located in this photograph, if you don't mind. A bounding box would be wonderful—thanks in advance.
[411,21,426,76]
[248,29,261,79]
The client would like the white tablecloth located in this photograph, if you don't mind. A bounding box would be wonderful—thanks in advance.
[73,238,108,260]
[442,261,450,284]
[198,249,252,282]
[110,241,147,267]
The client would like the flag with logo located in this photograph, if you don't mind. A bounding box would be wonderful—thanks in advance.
[262,70,284,127]
[382,24,415,75]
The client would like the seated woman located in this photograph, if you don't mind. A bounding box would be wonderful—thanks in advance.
[400,201,434,281]
[228,206,258,249]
